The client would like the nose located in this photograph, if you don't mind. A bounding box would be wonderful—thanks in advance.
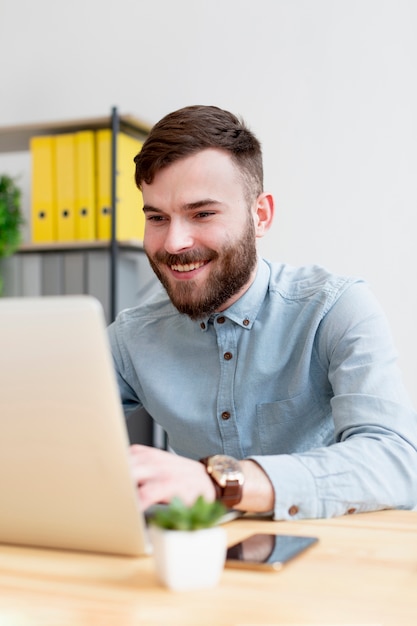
[163,218,194,254]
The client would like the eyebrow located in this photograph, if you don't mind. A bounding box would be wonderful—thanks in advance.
[143,199,220,213]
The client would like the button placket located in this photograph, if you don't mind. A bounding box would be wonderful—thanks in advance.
[214,318,243,457]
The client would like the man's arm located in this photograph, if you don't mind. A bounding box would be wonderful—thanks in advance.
[250,284,417,520]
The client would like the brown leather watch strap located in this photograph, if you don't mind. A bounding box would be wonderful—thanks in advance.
[221,480,242,506]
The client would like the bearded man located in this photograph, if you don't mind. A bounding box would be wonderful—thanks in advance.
[108,105,417,519]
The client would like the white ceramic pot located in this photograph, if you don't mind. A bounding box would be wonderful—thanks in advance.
[149,525,227,591]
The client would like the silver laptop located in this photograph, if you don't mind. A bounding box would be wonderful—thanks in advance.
[0,295,150,557]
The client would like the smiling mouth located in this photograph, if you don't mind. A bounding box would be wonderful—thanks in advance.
[170,261,207,273]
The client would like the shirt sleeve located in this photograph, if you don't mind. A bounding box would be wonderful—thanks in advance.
[108,319,144,418]
[251,282,417,520]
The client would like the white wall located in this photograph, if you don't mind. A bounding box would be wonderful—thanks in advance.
[1,0,416,403]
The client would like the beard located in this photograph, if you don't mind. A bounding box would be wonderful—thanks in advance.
[145,214,257,320]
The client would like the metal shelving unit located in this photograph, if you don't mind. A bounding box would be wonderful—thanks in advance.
[0,107,151,322]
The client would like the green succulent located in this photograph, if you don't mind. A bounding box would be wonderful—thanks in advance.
[148,496,227,531]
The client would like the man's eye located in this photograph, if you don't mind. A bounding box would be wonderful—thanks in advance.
[147,215,166,222]
[196,211,215,219]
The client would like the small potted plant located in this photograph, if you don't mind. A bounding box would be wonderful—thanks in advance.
[0,174,24,295]
[148,496,228,591]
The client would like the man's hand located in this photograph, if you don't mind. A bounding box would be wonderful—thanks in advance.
[128,444,216,510]
[128,445,275,514]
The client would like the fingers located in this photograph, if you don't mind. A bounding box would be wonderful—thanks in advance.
[128,444,162,483]
[128,445,168,510]
[127,444,216,510]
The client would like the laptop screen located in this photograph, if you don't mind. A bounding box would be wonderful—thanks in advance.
[0,295,150,556]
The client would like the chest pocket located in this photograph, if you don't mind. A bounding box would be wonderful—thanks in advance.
[256,387,334,455]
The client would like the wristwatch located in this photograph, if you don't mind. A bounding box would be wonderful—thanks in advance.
[200,454,244,508]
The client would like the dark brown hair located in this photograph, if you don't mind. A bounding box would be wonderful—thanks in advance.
[134,105,263,203]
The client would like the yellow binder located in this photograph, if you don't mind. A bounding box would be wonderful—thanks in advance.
[55,133,76,242]
[117,133,145,241]
[96,129,144,242]
[75,130,96,241]
[96,129,112,240]
[30,136,57,243]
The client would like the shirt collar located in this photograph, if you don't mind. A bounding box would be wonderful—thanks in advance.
[199,258,270,331]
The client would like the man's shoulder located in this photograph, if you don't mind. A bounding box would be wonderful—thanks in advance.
[265,260,362,301]
[114,288,177,325]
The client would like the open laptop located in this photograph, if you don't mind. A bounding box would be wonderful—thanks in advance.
[0,295,150,557]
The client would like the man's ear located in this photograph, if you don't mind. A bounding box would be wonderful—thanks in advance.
[254,192,274,238]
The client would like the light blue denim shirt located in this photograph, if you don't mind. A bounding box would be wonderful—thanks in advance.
[108,258,417,519]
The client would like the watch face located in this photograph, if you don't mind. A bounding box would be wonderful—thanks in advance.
[209,455,244,487]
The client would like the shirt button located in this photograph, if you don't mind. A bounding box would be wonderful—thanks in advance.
[347,507,356,515]
[221,411,231,420]
[243,318,250,326]
[217,316,225,324]
[200,322,206,330]
[223,352,233,361]
[288,505,299,516]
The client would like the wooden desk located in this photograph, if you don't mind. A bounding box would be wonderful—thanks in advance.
[0,510,416,625]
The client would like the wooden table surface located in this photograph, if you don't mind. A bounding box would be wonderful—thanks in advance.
[0,509,416,626]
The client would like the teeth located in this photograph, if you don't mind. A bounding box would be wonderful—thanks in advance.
[171,261,205,272]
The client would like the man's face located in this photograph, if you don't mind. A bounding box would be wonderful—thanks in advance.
[142,148,258,320]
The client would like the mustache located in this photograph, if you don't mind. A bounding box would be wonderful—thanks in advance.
[153,248,218,266]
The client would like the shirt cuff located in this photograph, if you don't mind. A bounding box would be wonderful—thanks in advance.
[249,454,319,520]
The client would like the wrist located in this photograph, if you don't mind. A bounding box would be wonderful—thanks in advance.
[236,459,275,513]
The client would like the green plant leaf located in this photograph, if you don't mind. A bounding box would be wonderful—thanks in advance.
[0,174,24,259]
[149,496,227,531]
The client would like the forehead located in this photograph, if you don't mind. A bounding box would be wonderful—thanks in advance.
[142,148,245,207]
